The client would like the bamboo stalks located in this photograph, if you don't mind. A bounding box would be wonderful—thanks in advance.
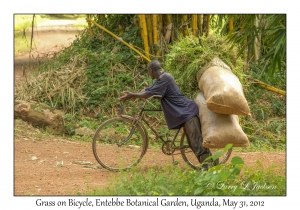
[207,15,210,36]
[86,18,151,63]
[192,14,198,36]
[165,14,172,25]
[182,15,189,36]
[146,15,153,51]
[198,14,203,37]
[164,15,172,44]
[203,14,210,37]
[156,15,163,57]
[138,14,150,59]
[206,14,210,36]
[152,14,160,57]
[87,15,94,36]
[164,14,172,44]
[153,14,158,45]
[251,79,286,96]
[158,14,163,35]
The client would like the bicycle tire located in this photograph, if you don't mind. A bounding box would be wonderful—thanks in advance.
[92,117,147,172]
[180,133,232,170]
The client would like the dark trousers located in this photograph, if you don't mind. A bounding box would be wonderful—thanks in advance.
[183,115,209,163]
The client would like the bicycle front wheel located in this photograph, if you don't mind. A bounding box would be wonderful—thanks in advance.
[92,117,147,171]
[180,133,232,170]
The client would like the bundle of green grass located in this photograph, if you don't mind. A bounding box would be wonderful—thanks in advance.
[164,34,245,99]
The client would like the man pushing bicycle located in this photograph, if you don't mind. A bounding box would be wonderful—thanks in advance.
[118,60,218,170]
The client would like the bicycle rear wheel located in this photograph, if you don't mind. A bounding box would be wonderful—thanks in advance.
[180,133,232,170]
[92,117,147,171]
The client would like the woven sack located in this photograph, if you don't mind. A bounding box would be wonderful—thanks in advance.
[198,60,250,116]
[195,92,250,148]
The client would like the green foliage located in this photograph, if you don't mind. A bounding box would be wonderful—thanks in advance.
[14,15,41,54]
[14,32,30,55]
[165,33,245,99]
[223,14,286,78]
[38,16,147,116]
[85,154,285,196]
[14,15,37,31]
[25,14,285,151]
[62,113,77,135]
[240,75,286,148]
[258,15,286,77]
[62,113,102,136]
[164,32,285,150]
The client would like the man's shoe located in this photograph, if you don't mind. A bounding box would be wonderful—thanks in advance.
[213,157,219,166]
[199,150,219,169]
[199,152,210,170]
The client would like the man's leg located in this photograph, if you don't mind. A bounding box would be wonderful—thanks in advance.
[183,116,219,170]
[183,116,209,169]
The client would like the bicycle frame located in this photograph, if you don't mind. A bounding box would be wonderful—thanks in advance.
[119,95,185,153]
[93,96,232,171]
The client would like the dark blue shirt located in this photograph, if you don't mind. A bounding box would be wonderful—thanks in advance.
[145,72,199,129]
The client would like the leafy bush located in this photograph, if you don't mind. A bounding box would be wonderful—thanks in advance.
[85,155,285,196]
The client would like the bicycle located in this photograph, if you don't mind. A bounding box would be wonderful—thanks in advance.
[92,95,232,172]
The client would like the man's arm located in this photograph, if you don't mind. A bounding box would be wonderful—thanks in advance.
[118,90,150,102]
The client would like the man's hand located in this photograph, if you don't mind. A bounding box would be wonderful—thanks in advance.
[118,91,133,102]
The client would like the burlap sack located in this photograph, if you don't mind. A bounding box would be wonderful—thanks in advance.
[197,58,250,116]
[195,92,250,148]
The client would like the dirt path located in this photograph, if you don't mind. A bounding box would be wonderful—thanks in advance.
[14,20,82,87]
[14,119,286,196]
[13,20,286,196]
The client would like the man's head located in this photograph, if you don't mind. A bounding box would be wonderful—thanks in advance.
[147,60,162,79]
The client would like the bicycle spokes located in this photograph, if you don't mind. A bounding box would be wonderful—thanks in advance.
[92,117,147,171]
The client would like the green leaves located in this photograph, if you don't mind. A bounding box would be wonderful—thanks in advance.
[224,143,233,151]
[165,34,244,99]
[231,156,244,165]
[84,153,285,196]
[224,14,286,78]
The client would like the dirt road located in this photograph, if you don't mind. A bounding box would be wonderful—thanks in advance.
[14,119,286,196]
[13,20,286,196]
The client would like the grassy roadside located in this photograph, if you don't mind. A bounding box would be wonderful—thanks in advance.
[83,157,285,196]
